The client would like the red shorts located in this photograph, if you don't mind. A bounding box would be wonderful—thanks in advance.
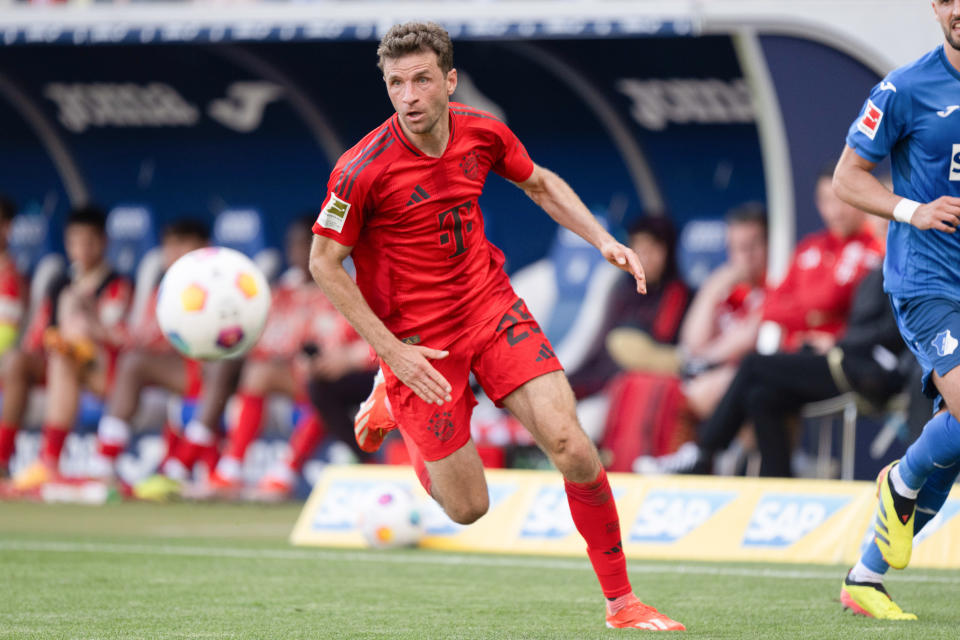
[382,298,562,461]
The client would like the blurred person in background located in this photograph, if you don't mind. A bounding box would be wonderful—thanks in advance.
[207,218,376,498]
[644,164,883,475]
[675,203,768,420]
[90,219,210,484]
[567,215,690,398]
[0,195,26,477]
[0,197,25,362]
[2,206,132,491]
[607,204,768,420]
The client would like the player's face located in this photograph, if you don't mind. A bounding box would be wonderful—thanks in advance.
[630,231,668,285]
[934,0,960,51]
[815,176,866,238]
[65,224,106,271]
[726,221,767,283]
[383,50,457,137]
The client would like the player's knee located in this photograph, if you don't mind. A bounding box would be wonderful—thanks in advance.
[4,350,28,379]
[445,494,489,525]
[547,431,595,473]
[116,350,148,380]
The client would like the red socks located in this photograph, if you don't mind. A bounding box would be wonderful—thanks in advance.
[40,425,68,466]
[287,412,325,472]
[225,393,265,461]
[0,423,16,466]
[564,467,632,599]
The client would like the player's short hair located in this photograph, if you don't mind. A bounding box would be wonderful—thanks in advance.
[0,195,16,223]
[377,22,454,74]
[65,205,107,233]
[163,218,210,243]
[725,201,767,230]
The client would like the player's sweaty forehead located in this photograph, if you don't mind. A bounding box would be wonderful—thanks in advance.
[382,50,444,81]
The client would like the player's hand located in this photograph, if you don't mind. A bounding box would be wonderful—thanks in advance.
[600,241,647,294]
[383,343,452,405]
[913,196,960,232]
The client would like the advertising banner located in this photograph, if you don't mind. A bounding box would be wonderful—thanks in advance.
[292,465,960,568]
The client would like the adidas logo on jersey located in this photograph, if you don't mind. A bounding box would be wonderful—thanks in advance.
[406,185,431,206]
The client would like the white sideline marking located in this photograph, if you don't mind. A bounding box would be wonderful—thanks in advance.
[2,539,960,584]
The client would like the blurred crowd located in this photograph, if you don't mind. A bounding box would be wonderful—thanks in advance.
[0,163,924,501]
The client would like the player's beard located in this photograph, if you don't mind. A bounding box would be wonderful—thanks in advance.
[944,18,960,51]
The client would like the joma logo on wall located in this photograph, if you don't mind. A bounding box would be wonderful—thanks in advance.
[43,81,283,133]
[616,77,754,131]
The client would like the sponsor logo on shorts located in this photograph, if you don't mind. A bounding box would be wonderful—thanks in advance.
[933,329,959,357]
[938,105,960,118]
[857,99,883,140]
[428,411,455,441]
[317,193,350,232]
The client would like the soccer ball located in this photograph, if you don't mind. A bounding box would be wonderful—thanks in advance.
[357,484,425,549]
[156,246,270,360]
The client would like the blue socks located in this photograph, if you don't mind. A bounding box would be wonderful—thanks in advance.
[900,412,960,490]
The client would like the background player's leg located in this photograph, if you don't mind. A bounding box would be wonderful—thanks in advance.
[98,350,187,461]
[422,440,489,525]
[0,350,44,474]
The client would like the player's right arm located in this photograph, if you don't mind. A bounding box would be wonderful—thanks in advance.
[308,234,452,406]
[834,145,960,232]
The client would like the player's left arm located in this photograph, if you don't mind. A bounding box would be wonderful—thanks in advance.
[515,163,646,294]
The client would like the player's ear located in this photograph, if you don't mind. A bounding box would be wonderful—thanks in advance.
[446,68,458,96]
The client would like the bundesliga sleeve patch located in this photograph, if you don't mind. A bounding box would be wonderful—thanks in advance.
[317,193,351,232]
[857,99,884,140]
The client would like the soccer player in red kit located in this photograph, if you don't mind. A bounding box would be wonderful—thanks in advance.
[310,22,684,631]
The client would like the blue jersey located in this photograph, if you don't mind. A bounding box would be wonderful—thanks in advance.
[846,45,960,298]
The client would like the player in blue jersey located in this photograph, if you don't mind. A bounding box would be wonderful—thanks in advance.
[833,0,960,621]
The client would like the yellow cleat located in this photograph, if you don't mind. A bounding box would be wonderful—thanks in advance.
[841,572,917,620]
[875,461,915,570]
[133,474,182,502]
[12,459,57,491]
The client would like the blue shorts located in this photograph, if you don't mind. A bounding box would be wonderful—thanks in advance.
[890,295,960,402]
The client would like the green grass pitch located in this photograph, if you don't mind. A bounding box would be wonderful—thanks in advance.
[2,501,960,639]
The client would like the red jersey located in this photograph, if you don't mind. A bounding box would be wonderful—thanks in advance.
[128,287,170,352]
[312,103,535,347]
[714,282,766,336]
[24,267,132,354]
[762,225,882,350]
[0,253,25,330]
[250,267,366,360]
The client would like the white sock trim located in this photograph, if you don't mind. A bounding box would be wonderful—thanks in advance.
[849,560,885,585]
[184,420,216,446]
[890,464,920,499]
[97,415,131,447]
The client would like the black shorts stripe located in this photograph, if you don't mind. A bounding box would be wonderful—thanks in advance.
[336,126,390,195]
[345,139,394,200]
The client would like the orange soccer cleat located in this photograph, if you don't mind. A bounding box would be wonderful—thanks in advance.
[605,594,686,631]
[354,371,397,453]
